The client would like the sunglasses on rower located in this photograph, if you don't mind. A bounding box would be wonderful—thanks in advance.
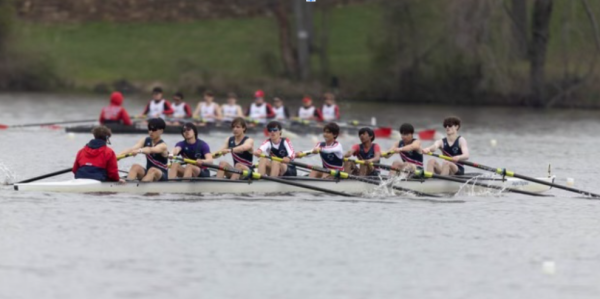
[267,127,280,132]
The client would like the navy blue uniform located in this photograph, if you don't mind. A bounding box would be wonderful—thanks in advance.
[144,137,168,181]
[399,139,423,169]
[441,136,464,175]
[228,136,253,167]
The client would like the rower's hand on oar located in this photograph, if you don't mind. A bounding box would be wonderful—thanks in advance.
[450,156,461,163]
[281,157,291,164]
[381,151,393,158]
[421,148,432,154]
[312,148,320,154]
[219,149,231,156]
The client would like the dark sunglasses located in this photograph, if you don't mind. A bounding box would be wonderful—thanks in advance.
[443,124,455,128]
[268,128,280,132]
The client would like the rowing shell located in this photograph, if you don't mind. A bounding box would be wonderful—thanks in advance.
[14,176,555,195]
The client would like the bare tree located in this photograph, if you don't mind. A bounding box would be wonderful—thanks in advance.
[269,0,298,78]
[530,0,553,107]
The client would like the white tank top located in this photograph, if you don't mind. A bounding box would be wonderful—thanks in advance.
[172,102,187,118]
[322,104,338,121]
[222,104,239,122]
[249,103,268,124]
[298,106,316,119]
[273,106,286,120]
[200,102,217,123]
[148,99,166,119]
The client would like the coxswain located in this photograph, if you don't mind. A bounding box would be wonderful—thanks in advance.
[99,91,132,126]
[72,126,123,182]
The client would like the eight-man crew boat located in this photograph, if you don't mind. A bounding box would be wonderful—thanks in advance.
[13,174,556,195]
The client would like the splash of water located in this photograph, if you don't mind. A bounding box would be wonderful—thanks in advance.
[454,173,505,197]
[0,160,18,185]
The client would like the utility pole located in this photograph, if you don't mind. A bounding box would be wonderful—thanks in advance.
[293,0,311,81]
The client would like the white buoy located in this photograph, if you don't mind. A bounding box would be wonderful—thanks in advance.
[490,139,497,147]
[67,132,76,140]
[542,261,556,275]
[566,178,575,187]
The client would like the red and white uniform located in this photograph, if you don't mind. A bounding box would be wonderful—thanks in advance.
[100,92,132,125]
[321,104,340,121]
[199,102,219,123]
[142,99,174,119]
[222,104,241,122]
[259,138,295,159]
[314,141,344,170]
[172,102,192,119]
[246,103,275,124]
[298,106,323,121]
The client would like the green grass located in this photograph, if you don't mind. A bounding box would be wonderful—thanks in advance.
[13,4,382,88]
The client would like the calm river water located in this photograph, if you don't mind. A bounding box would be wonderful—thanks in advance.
[1,93,600,299]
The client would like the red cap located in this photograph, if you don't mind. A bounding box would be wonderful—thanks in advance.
[302,97,312,104]
[254,90,265,98]
[110,92,123,106]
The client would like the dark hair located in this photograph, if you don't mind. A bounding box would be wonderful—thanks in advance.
[181,122,198,139]
[174,92,184,99]
[323,122,340,139]
[443,116,461,130]
[227,92,237,99]
[204,90,214,97]
[358,127,375,141]
[267,121,282,131]
[152,86,163,93]
[399,123,415,135]
[148,118,166,130]
[231,117,247,133]
[92,126,112,141]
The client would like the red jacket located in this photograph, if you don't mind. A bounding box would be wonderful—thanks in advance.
[100,92,133,125]
[73,139,120,182]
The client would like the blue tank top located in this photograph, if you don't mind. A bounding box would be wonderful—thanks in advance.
[228,136,253,167]
[442,136,464,174]
[399,139,423,167]
[357,143,378,160]
[270,138,291,158]
[319,142,343,169]
[144,137,168,172]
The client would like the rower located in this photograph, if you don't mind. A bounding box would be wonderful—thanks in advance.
[421,116,470,175]
[297,96,323,122]
[193,90,222,126]
[298,122,344,179]
[272,97,290,120]
[321,92,340,122]
[119,118,170,182]
[72,126,124,183]
[343,127,381,176]
[168,122,213,179]
[139,87,174,119]
[221,92,244,123]
[171,92,193,122]
[254,121,296,177]
[245,90,275,126]
[99,91,133,126]
[384,123,423,175]
[215,117,254,180]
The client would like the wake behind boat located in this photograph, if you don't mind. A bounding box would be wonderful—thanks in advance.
[14,175,555,195]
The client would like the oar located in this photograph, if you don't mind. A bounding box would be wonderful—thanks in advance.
[16,153,133,184]
[0,119,98,129]
[426,152,600,198]
[264,155,440,197]
[181,158,352,197]
[346,157,551,197]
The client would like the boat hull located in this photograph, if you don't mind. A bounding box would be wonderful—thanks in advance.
[14,176,554,195]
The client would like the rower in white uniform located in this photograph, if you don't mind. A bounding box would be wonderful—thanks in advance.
[272,97,290,121]
[297,96,323,121]
[139,86,174,119]
[193,90,222,126]
[221,92,244,123]
[321,92,340,122]
[245,90,275,126]
[170,92,193,124]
